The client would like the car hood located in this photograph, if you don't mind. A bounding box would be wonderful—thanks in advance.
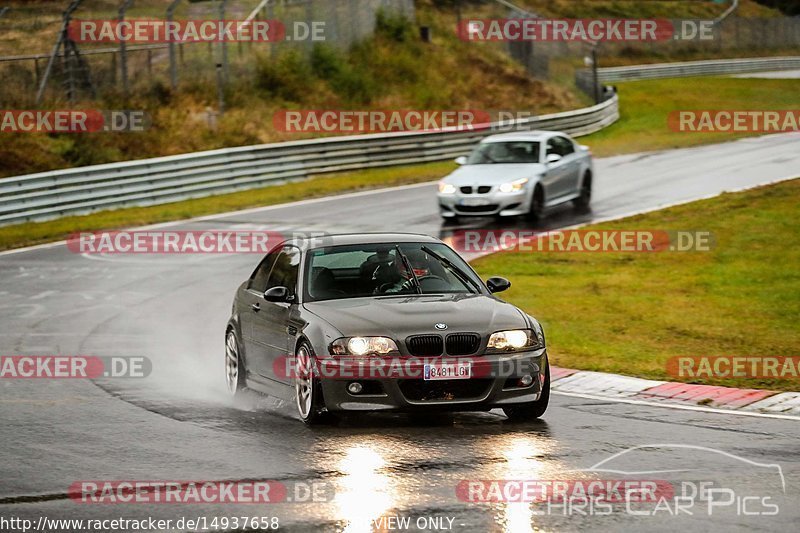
[303,293,528,338]
[443,163,545,185]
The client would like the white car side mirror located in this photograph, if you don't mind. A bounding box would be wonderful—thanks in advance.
[546,153,562,164]
[455,156,467,165]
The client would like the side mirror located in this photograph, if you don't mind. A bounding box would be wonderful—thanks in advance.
[454,156,467,165]
[546,153,562,165]
[264,286,294,302]
[486,277,511,294]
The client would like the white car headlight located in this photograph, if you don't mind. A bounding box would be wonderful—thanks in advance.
[498,178,528,193]
[330,336,399,356]
[486,329,541,352]
[439,182,457,194]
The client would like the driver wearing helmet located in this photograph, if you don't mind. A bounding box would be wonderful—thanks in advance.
[374,248,431,294]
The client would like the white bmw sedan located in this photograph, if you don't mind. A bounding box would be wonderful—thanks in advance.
[437,131,594,222]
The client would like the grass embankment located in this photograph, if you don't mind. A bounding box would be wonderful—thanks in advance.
[519,0,781,18]
[472,179,800,391]
[580,76,800,156]
[0,2,578,178]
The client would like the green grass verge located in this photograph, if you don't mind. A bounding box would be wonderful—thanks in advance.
[582,76,800,156]
[472,178,800,391]
[0,161,454,252]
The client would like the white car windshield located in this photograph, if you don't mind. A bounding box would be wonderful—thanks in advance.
[466,141,541,164]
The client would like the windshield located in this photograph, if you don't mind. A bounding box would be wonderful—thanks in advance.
[304,242,484,302]
[465,141,541,164]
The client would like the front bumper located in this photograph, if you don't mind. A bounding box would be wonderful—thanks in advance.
[317,349,547,412]
[438,190,530,217]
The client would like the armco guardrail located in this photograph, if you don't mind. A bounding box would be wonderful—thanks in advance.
[591,56,800,82]
[0,96,618,226]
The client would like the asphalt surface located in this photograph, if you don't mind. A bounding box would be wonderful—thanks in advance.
[1,133,799,532]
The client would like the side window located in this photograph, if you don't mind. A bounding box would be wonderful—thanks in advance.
[249,249,280,293]
[556,136,575,156]
[546,139,557,156]
[266,246,301,295]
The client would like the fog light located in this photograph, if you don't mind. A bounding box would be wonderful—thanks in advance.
[519,374,533,386]
[347,382,363,394]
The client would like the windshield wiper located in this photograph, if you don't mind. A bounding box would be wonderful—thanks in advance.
[421,246,479,293]
[394,245,422,294]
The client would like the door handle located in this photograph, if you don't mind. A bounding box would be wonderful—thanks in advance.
[251,303,261,312]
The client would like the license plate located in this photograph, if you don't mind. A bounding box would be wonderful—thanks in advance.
[424,361,472,380]
[459,198,490,207]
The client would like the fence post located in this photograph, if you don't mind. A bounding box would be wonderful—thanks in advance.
[592,46,599,104]
[167,0,182,90]
[118,0,134,97]
[268,0,276,59]
[216,62,226,116]
[219,0,229,83]
[36,0,83,105]
[305,0,313,52]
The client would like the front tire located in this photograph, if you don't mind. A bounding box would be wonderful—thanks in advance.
[502,363,550,421]
[225,329,246,397]
[573,173,592,211]
[295,342,335,425]
[526,187,545,223]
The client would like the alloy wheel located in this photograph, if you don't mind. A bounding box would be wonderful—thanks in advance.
[295,345,313,419]
[225,331,239,394]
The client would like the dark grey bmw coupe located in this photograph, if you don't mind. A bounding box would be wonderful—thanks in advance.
[225,233,549,425]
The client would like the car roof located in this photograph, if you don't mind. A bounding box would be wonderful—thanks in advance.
[480,130,560,143]
[281,232,441,251]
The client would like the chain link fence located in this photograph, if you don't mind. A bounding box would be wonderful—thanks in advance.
[0,0,415,107]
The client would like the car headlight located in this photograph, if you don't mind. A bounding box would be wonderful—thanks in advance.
[498,178,528,193]
[330,336,399,356]
[439,182,457,194]
[486,329,541,352]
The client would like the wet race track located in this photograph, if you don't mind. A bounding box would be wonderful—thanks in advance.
[1,133,799,532]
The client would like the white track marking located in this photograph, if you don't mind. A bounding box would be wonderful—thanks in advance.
[553,390,800,421]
